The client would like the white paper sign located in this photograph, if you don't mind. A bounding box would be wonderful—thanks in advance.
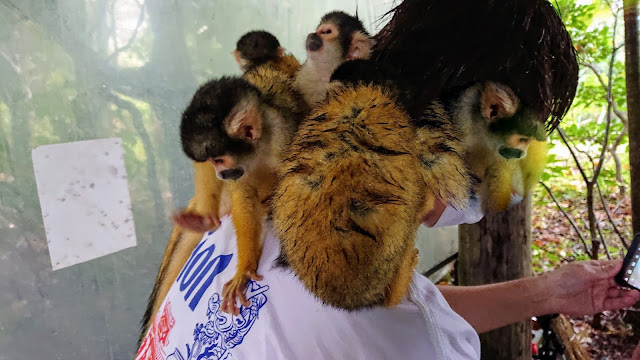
[32,138,137,270]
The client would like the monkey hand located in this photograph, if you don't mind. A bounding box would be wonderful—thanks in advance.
[220,269,264,316]
[171,211,221,233]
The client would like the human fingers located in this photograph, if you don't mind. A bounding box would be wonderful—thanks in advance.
[602,289,640,311]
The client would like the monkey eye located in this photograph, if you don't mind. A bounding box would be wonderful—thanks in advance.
[322,29,332,34]
[213,158,224,164]
[519,137,529,143]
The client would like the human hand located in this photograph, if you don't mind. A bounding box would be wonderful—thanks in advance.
[543,259,640,317]
[172,210,221,232]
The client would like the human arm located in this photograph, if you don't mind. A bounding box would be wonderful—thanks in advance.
[437,259,640,333]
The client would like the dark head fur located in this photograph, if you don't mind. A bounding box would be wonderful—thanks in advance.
[180,77,259,162]
[373,0,578,131]
[488,107,547,141]
[236,30,281,68]
[320,11,369,57]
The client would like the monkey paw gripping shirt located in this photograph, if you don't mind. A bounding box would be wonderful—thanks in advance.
[137,216,480,360]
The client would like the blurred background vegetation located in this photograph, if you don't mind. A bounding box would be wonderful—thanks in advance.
[0,1,391,358]
[0,0,638,358]
[534,0,631,271]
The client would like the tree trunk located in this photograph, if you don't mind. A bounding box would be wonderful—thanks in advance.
[458,197,533,360]
[146,0,197,207]
[624,0,640,234]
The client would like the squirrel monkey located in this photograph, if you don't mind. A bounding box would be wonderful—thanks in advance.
[272,59,473,310]
[140,32,304,341]
[272,64,548,310]
[294,11,375,108]
[173,30,302,235]
[233,30,300,78]
[451,82,548,212]
[179,67,307,316]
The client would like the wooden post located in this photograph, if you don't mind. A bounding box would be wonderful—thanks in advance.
[550,315,591,360]
[624,0,640,234]
[458,197,533,360]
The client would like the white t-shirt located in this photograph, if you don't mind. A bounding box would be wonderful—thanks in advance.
[137,216,480,360]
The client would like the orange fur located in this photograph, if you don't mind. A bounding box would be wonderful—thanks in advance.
[140,193,216,341]
[415,100,473,210]
[271,54,301,79]
[143,60,306,335]
[385,247,420,307]
[273,85,437,310]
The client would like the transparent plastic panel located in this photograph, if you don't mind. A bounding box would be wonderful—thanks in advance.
[0,1,455,358]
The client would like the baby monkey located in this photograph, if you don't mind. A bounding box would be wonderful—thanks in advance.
[233,30,301,78]
[295,11,375,107]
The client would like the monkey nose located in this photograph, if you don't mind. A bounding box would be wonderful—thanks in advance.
[219,168,245,181]
[498,147,524,159]
[306,33,323,52]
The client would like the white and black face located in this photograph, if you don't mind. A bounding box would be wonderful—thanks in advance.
[304,20,345,73]
[304,12,374,69]
[180,78,266,182]
[207,97,265,181]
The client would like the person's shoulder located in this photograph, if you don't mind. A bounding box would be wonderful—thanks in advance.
[407,273,481,359]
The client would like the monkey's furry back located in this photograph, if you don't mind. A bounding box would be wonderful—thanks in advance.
[272,85,426,310]
[243,65,308,126]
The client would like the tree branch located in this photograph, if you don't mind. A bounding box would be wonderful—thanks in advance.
[574,144,596,172]
[105,91,164,225]
[108,2,146,62]
[109,0,118,50]
[595,217,613,259]
[580,62,629,125]
[557,126,590,182]
[608,123,629,193]
[540,181,590,254]
[604,0,615,13]
[592,16,620,185]
[596,180,630,248]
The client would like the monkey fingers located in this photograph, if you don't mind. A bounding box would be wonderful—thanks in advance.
[220,270,262,316]
[172,211,221,233]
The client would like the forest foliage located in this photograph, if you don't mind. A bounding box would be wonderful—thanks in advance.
[533,0,633,273]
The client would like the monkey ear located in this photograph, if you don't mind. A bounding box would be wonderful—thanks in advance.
[226,102,262,141]
[277,46,285,58]
[347,31,375,60]
[480,82,520,120]
[232,49,248,70]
